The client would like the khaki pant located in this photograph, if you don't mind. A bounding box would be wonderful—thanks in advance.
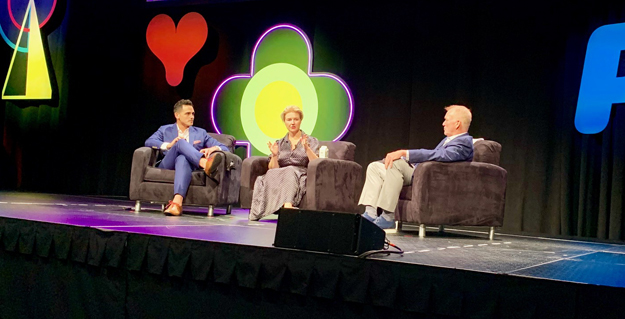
[358,160,414,212]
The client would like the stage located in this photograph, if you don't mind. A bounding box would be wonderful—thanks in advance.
[0,192,624,319]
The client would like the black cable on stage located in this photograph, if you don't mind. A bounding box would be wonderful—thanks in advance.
[357,238,404,259]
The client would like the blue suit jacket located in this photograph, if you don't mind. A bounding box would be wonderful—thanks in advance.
[407,133,474,165]
[145,124,227,155]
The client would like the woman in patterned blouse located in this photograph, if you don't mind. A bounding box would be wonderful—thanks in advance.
[249,106,320,221]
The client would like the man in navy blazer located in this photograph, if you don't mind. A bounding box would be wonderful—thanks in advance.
[145,99,228,216]
[358,105,474,229]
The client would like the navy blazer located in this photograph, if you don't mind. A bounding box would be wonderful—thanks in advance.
[407,133,474,165]
[145,124,227,155]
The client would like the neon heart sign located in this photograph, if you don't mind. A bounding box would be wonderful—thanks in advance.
[146,12,208,87]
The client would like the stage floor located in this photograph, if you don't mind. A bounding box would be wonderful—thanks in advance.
[1,192,624,289]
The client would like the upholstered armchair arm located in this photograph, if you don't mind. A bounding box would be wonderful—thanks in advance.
[305,158,363,214]
[411,161,507,226]
[239,156,269,208]
[129,147,158,200]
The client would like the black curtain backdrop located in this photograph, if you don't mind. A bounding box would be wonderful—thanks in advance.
[3,218,625,319]
[1,0,624,240]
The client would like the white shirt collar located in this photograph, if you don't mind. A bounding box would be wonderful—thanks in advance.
[444,132,467,145]
[176,123,190,142]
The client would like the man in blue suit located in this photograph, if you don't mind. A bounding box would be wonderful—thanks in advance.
[145,99,228,216]
[359,105,474,229]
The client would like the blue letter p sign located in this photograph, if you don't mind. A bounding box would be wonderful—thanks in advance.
[576,23,625,134]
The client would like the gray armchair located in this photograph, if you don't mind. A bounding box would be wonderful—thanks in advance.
[240,141,362,214]
[394,140,507,239]
[129,133,241,216]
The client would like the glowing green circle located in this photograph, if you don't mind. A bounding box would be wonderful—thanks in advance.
[241,63,318,155]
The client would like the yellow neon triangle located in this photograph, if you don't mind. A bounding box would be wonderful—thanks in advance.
[25,0,52,98]
[2,0,52,100]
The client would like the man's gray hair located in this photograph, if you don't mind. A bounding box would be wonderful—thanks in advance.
[174,99,193,114]
[445,105,472,130]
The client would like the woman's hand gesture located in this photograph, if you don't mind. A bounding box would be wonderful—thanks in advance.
[267,141,279,156]
[301,134,309,149]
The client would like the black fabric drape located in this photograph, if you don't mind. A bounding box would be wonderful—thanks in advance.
[2,217,625,319]
[531,3,625,241]
[0,219,126,319]
[566,109,625,240]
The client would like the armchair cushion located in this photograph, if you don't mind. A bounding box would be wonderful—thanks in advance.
[399,185,412,201]
[239,141,361,213]
[239,156,269,209]
[473,140,502,165]
[129,147,153,200]
[144,167,206,186]
[319,141,356,161]
[301,158,362,213]
[209,133,236,152]
[129,133,241,207]
[396,139,507,228]
[412,162,506,224]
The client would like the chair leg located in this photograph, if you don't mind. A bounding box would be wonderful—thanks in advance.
[438,225,445,233]
[419,224,426,238]
[207,205,214,217]
[226,205,232,215]
[161,203,165,211]
[395,221,402,232]
[134,201,141,213]
[489,227,495,240]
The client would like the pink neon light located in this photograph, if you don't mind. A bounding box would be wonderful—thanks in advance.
[210,24,355,147]
[235,141,252,158]
[8,0,58,32]
[210,74,249,135]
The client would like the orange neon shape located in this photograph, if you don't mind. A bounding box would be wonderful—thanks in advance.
[146,12,208,87]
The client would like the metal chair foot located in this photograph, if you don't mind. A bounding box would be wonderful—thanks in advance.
[438,225,445,233]
[489,226,495,240]
[395,221,402,232]
[208,205,214,217]
[419,224,426,238]
[134,201,141,213]
[226,205,232,215]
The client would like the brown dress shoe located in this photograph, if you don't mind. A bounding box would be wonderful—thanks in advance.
[204,152,223,178]
[164,200,183,216]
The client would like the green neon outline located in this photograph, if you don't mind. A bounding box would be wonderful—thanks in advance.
[241,62,318,154]
[2,2,32,98]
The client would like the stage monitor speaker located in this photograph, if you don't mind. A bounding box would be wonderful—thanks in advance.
[273,208,386,255]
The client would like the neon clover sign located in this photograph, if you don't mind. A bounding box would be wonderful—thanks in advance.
[210,24,354,156]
